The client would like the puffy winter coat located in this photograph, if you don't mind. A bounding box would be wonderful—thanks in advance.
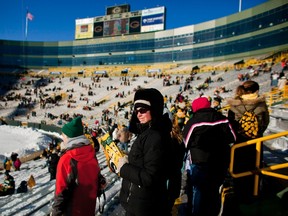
[4,158,12,172]
[51,140,100,216]
[226,95,269,143]
[119,122,170,216]
[183,108,236,168]
[1,174,15,195]
[13,158,21,170]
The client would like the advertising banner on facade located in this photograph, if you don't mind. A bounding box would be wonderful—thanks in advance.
[141,6,165,33]
[129,16,141,33]
[75,18,94,39]
[94,22,104,37]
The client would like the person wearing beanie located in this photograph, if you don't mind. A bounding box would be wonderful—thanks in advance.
[51,116,101,216]
[191,96,211,112]
[183,97,236,216]
[118,88,174,215]
[61,116,84,138]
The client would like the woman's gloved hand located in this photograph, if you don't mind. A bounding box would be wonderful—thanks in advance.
[117,155,128,174]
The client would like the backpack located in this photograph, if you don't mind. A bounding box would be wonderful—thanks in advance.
[27,175,36,188]
[238,104,259,139]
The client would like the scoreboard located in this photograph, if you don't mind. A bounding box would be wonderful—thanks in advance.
[75,4,165,40]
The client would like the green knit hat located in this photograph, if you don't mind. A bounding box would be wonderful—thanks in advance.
[62,116,84,138]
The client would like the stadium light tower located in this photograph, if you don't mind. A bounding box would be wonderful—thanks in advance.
[239,0,242,12]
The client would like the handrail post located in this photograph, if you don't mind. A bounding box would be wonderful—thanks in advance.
[253,140,262,196]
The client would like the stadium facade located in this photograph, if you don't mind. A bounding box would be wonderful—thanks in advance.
[0,0,287,69]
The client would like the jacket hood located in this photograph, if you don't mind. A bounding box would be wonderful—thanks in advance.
[67,145,95,162]
[62,135,93,162]
[129,88,164,134]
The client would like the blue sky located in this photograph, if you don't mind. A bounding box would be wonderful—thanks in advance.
[0,0,267,42]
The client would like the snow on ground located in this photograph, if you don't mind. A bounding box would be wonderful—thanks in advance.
[0,69,272,129]
[0,125,53,161]
[0,68,287,215]
[0,114,287,215]
[0,125,124,216]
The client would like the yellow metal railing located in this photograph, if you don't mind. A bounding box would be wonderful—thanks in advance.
[265,85,288,107]
[284,84,288,99]
[229,130,288,196]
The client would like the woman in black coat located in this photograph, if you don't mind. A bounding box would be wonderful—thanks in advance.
[117,88,173,216]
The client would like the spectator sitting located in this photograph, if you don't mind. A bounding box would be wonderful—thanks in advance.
[16,181,28,193]
[0,172,15,196]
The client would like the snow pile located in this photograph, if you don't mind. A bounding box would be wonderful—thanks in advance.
[271,138,288,152]
[0,125,52,161]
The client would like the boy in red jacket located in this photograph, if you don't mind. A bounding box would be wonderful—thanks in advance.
[51,116,101,216]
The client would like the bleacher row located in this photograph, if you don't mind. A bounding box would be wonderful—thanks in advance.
[0,50,287,131]
[34,52,286,78]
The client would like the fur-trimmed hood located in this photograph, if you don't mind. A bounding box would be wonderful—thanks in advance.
[129,88,166,134]
[226,94,270,135]
[226,95,266,107]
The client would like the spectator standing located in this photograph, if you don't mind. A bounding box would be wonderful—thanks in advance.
[271,71,279,87]
[3,157,13,173]
[51,116,101,216]
[48,149,60,181]
[117,88,173,216]
[176,108,186,130]
[166,114,186,214]
[112,125,119,142]
[91,127,100,153]
[281,58,287,72]
[117,125,130,154]
[183,97,236,216]
[226,80,270,202]
[278,76,287,90]
[10,152,21,171]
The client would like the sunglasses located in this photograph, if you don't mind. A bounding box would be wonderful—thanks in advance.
[134,107,150,114]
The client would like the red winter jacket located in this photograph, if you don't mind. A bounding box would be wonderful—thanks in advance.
[14,158,22,170]
[52,143,100,216]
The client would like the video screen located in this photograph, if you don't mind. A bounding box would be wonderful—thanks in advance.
[103,18,129,36]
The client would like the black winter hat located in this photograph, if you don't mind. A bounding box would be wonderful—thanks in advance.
[129,88,164,133]
[134,88,164,120]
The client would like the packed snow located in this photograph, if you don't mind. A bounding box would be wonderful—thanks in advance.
[0,67,287,215]
[0,125,126,216]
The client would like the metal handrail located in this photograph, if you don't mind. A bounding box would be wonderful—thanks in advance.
[265,85,288,107]
[229,130,288,196]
